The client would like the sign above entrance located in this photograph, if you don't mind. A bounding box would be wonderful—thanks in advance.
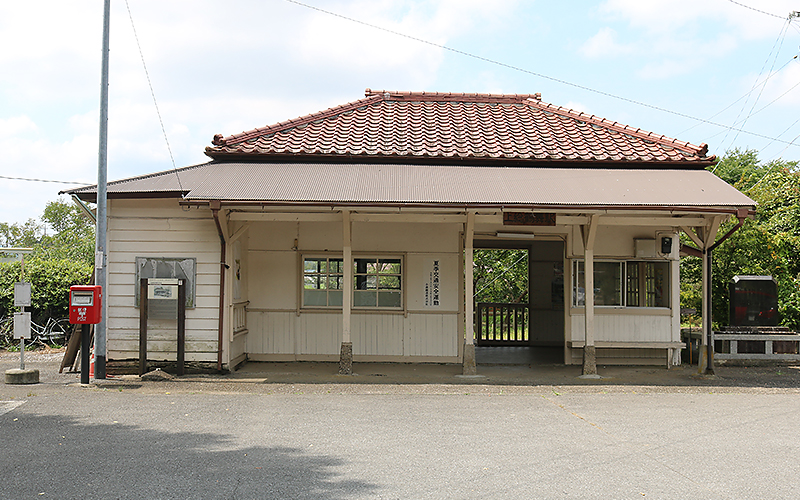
[503,212,556,226]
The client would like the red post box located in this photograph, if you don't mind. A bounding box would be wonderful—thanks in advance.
[69,285,102,324]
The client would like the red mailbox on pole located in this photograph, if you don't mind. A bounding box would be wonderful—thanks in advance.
[69,285,102,325]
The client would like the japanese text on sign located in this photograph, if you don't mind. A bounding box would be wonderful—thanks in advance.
[424,259,441,308]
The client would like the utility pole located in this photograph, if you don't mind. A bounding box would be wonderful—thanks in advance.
[95,0,111,379]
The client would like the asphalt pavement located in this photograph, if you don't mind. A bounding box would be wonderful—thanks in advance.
[2,352,800,499]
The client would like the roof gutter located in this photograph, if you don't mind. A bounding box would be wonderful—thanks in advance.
[70,194,97,223]
[179,199,755,217]
[210,200,226,372]
[708,208,750,252]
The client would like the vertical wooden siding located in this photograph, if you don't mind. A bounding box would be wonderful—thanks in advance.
[246,311,458,358]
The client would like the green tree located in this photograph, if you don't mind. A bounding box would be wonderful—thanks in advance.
[473,249,528,304]
[0,259,92,321]
[0,218,43,249]
[681,149,800,330]
[1,197,95,322]
[36,198,96,262]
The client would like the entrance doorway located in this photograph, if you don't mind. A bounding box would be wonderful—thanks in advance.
[473,240,565,364]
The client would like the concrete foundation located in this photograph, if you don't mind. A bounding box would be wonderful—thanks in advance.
[582,345,597,376]
[5,368,39,385]
[462,343,477,375]
[338,342,353,375]
[698,345,715,375]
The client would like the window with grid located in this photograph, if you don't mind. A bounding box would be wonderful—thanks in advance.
[626,261,669,308]
[303,257,344,307]
[302,256,403,308]
[354,258,402,308]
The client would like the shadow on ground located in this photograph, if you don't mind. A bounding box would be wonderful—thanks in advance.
[3,412,377,499]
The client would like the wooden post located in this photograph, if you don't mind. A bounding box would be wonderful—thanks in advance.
[339,209,353,375]
[138,278,148,376]
[463,211,477,375]
[582,214,599,377]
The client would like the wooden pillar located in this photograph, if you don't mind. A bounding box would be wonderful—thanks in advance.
[463,211,477,375]
[339,209,353,374]
[582,214,599,377]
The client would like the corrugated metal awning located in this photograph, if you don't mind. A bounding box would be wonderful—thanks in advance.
[65,162,755,210]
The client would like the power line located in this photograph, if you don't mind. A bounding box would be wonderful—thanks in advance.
[0,175,90,185]
[676,56,796,137]
[124,0,184,194]
[285,0,800,148]
[725,0,786,19]
[723,18,791,151]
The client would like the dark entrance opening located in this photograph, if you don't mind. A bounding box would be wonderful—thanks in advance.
[473,240,565,365]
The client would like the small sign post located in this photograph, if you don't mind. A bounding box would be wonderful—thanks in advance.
[13,283,32,370]
[3,248,38,385]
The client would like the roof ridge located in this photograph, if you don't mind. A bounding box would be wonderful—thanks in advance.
[213,94,384,146]
[366,88,542,103]
[524,99,710,157]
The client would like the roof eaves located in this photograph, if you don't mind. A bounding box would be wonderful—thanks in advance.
[60,161,212,195]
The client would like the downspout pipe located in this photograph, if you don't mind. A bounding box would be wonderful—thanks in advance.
[211,201,226,372]
[680,208,749,256]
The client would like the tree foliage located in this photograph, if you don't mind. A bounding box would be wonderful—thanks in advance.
[0,259,92,321]
[681,149,800,330]
[474,249,528,304]
[1,198,94,321]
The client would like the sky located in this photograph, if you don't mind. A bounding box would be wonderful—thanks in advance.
[1,0,799,225]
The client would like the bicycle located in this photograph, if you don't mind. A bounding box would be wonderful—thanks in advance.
[0,316,72,347]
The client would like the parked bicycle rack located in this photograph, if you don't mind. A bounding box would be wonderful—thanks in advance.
[138,278,186,376]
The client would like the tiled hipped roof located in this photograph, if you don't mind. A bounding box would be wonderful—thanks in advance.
[204,89,713,166]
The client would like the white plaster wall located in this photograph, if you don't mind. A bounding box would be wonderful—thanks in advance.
[106,199,220,362]
[569,224,678,258]
[570,313,673,342]
[244,219,461,360]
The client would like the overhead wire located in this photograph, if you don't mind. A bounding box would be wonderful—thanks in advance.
[675,56,796,137]
[721,17,791,153]
[725,0,786,19]
[0,175,90,185]
[124,0,184,195]
[285,0,800,149]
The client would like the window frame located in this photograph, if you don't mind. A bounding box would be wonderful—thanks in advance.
[301,254,404,310]
[572,259,670,309]
[302,256,345,308]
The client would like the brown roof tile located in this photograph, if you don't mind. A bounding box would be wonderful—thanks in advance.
[206,89,713,166]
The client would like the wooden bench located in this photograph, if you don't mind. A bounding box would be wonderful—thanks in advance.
[569,341,685,368]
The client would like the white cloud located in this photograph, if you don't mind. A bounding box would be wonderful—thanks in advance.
[580,27,634,58]
[0,116,37,136]
[582,0,794,80]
